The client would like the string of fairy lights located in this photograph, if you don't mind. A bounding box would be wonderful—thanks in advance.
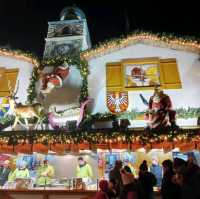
[0,129,199,149]
[0,48,40,67]
[81,32,200,61]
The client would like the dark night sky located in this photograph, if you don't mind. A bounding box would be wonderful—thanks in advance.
[0,0,199,57]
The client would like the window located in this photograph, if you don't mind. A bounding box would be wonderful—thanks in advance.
[0,67,19,97]
[106,57,181,91]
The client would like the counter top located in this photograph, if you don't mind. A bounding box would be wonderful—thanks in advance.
[0,189,97,199]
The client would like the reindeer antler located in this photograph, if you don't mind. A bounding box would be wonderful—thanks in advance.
[7,80,13,96]
[13,80,19,96]
[7,80,19,97]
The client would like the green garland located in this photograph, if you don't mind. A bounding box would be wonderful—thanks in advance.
[26,54,89,104]
[0,128,199,146]
[0,115,15,131]
[42,55,89,103]
[80,113,117,130]
[82,30,200,60]
[26,67,39,104]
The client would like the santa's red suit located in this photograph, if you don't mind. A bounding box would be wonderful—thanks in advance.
[145,91,176,129]
[42,66,69,90]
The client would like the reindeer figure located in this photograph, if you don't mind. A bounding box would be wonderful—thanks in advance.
[7,81,45,130]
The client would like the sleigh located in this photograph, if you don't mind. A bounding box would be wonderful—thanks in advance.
[48,98,93,130]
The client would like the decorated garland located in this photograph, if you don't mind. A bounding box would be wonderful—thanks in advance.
[26,67,39,104]
[0,128,199,147]
[42,55,89,103]
[26,54,89,103]
[0,48,40,67]
[81,30,200,61]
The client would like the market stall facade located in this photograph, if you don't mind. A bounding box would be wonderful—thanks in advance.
[0,5,200,199]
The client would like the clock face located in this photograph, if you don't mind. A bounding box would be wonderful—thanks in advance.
[44,39,82,58]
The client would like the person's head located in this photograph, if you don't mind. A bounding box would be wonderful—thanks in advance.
[124,159,129,166]
[187,154,197,165]
[123,165,132,173]
[154,86,163,95]
[139,160,148,172]
[162,159,173,174]
[78,157,85,166]
[19,161,27,170]
[173,158,187,173]
[152,156,159,166]
[9,162,16,171]
[114,160,123,170]
[3,160,10,168]
[99,180,108,192]
[187,155,194,164]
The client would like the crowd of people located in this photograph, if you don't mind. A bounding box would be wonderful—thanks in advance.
[95,156,200,199]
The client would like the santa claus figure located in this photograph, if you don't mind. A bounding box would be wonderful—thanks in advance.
[40,62,69,95]
[145,86,177,130]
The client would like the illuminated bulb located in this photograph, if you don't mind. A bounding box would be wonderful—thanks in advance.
[117,137,121,141]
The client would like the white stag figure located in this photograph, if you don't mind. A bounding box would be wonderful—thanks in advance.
[48,98,93,129]
[7,81,44,130]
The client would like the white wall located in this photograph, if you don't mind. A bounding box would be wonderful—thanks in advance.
[87,44,200,114]
[0,55,34,104]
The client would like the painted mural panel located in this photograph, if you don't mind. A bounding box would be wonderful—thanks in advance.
[124,63,160,88]
[47,20,84,38]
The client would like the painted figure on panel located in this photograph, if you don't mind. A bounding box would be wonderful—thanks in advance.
[39,62,70,95]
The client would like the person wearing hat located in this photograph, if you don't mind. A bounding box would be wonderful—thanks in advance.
[10,161,30,181]
[138,160,157,199]
[36,159,54,186]
[76,157,93,184]
[0,160,11,186]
